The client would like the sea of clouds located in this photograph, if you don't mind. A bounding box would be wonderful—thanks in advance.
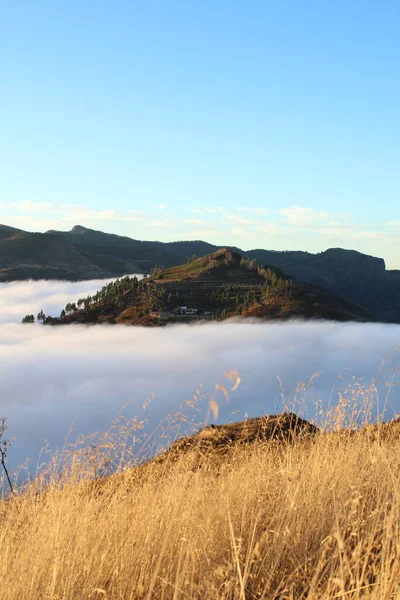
[1,277,400,475]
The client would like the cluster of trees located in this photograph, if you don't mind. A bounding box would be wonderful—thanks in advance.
[71,275,167,313]
[22,275,169,324]
[21,261,296,325]
[138,282,168,311]
[210,278,294,314]
[79,276,142,309]
[211,285,260,310]
[22,309,47,324]
[150,265,164,278]
[240,259,294,300]
[57,277,144,316]
[21,314,35,323]
[261,276,293,297]
[64,302,77,314]
[240,257,291,285]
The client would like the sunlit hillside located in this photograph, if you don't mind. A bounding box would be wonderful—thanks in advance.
[45,248,375,326]
[1,409,400,599]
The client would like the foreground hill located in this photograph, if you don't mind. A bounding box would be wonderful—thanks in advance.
[2,412,400,599]
[48,248,375,325]
[1,223,399,321]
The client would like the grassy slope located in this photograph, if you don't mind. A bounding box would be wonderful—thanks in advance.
[1,418,400,599]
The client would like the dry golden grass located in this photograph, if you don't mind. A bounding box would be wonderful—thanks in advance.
[1,412,400,600]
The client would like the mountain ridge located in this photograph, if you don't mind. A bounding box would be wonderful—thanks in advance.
[1,223,398,322]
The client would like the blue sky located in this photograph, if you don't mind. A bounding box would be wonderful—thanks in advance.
[1,1,400,266]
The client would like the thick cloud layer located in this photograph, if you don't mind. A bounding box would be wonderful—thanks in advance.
[1,280,400,476]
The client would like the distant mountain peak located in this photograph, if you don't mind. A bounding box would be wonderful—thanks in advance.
[0,224,24,241]
[0,224,22,232]
[71,225,89,234]
[209,247,242,265]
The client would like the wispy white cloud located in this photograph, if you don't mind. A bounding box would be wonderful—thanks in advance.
[186,218,209,225]
[237,206,269,216]
[6,201,145,224]
[222,213,260,226]
[69,208,144,223]
[279,205,351,227]
[276,204,391,245]
[387,221,400,230]
[228,226,255,237]
[187,227,225,239]
[204,207,225,214]
[150,219,178,229]
[11,201,57,213]
[256,222,279,234]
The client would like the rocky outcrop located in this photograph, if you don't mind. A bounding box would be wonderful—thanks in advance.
[154,413,319,466]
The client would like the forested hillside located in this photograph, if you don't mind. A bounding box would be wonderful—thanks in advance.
[37,248,375,326]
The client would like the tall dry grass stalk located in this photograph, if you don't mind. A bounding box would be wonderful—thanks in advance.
[0,375,400,599]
